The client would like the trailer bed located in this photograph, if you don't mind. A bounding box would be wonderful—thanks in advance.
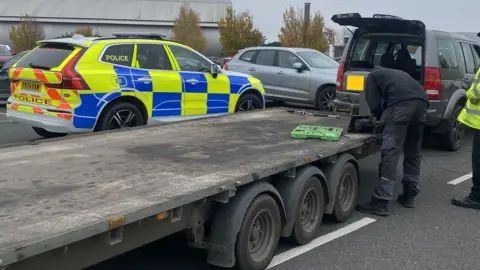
[0,109,375,265]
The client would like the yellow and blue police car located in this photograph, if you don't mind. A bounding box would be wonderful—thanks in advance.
[6,33,266,138]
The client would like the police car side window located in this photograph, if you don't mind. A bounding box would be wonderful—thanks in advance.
[136,44,172,70]
[168,45,211,72]
[101,44,134,66]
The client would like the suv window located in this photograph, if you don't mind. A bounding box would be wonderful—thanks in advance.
[277,51,301,68]
[472,44,480,69]
[239,51,256,63]
[436,39,458,69]
[136,44,172,70]
[352,37,369,61]
[16,44,75,69]
[101,44,134,66]
[254,50,275,66]
[460,43,475,74]
[168,45,211,72]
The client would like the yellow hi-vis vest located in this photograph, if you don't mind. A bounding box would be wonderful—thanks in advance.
[458,69,480,130]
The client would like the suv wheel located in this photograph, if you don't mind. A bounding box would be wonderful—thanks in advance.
[439,105,465,151]
[316,86,336,111]
[97,102,145,131]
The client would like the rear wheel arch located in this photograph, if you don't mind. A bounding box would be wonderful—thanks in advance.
[94,95,148,131]
[443,88,466,119]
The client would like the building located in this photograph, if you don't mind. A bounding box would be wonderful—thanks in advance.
[0,0,230,56]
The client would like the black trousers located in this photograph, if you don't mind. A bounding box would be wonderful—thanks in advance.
[470,130,480,200]
[373,99,428,201]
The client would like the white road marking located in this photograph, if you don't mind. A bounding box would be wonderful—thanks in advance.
[267,217,377,269]
[447,173,473,185]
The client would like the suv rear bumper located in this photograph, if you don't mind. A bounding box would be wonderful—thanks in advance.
[6,101,91,134]
[334,91,448,130]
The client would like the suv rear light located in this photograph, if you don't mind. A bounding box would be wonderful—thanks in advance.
[45,49,90,90]
[223,58,231,70]
[336,62,345,91]
[423,67,441,100]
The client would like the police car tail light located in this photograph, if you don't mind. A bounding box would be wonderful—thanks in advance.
[60,49,90,90]
[336,62,345,91]
[424,67,441,100]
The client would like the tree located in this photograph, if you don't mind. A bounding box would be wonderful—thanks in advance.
[278,6,334,52]
[172,5,207,52]
[56,26,100,38]
[218,7,266,56]
[9,14,45,53]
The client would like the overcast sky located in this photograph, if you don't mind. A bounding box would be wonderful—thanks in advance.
[231,0,479,42]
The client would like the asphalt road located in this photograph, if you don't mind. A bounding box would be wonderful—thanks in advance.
[1,106,479,270]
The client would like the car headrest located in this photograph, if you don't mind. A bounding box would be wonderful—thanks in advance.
[380,54,395,68]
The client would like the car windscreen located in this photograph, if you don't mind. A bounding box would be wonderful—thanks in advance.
[297,51,339,68]
[15,44,75,69]
[0,47,11,56]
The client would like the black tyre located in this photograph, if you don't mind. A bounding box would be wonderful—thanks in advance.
[97,102,145,131]
[439,105,464,151]
[331,162,359,222]
[32,127,67,139]
[235,94,263,113]
[316,86,336,111]
[235,194,281,270]
[290,176,325,245]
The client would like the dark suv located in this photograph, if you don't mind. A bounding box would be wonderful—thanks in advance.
[332,13,480,151]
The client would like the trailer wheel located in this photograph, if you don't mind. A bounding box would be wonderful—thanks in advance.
[235,194,281,270]
[290,176,324,245]
[331,162,358,222]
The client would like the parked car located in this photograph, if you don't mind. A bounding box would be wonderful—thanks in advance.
[0,50,30,104]
[6,33,265,138]
[332,13,480,151]
[0,46,12,66]
[224,47,339,110]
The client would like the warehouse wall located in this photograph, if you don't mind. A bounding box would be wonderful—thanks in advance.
[0,22,223,56]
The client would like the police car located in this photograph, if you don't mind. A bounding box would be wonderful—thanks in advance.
[6,33,266,138]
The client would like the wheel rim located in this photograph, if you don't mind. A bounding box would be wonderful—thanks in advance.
[108,109,138,130]
[321,91,335,108]
[300,188,320,233]
[338,173,355,212]
[238,99,262,112]
[248,210,275,263]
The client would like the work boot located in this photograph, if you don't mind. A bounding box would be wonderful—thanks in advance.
[452,196,480,210]
[356,198,390,216]
[397,185,419,208]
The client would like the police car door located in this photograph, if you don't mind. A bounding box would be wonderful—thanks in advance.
[133,42,184,122]
[167,45,231,117]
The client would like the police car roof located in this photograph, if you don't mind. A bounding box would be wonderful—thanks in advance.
[38,35,99,47]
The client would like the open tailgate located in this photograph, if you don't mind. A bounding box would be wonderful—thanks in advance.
[331,13,425,34]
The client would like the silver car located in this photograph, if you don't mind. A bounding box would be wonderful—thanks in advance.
[225,47,339,110]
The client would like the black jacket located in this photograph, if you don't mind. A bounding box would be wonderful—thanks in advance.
[365,67,429,119]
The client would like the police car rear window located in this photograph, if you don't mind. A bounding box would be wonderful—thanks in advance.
[15,44,75,69]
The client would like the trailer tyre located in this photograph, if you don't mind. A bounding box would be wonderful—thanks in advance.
[290,176,324,245]
[331,162,359,222]
[235,194,281,270]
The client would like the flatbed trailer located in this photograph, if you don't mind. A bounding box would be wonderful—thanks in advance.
[0,108,378,270]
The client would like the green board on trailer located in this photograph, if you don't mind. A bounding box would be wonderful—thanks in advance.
[290,125,344,141]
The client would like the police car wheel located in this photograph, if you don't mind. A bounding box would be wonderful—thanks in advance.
[32,127,67,139]
[235,94,263,113]
[98,102,145,131]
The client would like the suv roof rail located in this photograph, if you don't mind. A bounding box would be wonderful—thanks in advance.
[372,14,403,19]
[112,32,167,40]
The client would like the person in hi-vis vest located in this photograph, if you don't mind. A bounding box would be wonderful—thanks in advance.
[452,59,480,210]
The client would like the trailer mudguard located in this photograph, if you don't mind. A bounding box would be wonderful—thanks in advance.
[207,181,287,268]
[322,153,359,214]
[276,165,328,238]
